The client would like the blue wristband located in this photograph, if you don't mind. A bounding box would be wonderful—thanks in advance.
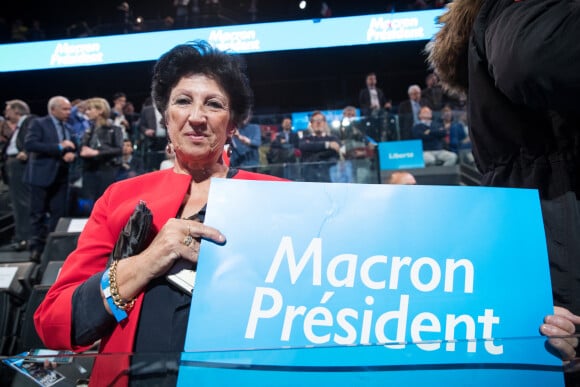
[101,268,127,322]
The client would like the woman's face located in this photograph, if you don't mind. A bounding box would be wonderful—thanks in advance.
[165,74,234,166]
[85,105,101,121]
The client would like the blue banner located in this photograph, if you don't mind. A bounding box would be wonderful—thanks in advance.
[378,140,425,170]
[0,10,443,72]
[179,180,562,386]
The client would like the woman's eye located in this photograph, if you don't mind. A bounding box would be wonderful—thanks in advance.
[207,100,225,109]
[175,97,191,105]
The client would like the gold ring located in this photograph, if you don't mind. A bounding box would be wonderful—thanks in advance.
[183,234,194,247]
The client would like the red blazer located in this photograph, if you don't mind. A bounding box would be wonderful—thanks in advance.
[34,168,285,386]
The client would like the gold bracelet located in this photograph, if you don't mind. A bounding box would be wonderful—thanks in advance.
[109,259,136,311]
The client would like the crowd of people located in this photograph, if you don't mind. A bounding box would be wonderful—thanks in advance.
[0,1,451,43]
[0,67,484,263]
[0,95,142,257]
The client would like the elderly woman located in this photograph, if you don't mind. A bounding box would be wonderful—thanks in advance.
[80,97,124,211]
[34,41,284,385]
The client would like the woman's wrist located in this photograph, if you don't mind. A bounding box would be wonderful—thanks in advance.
[101,267,131,322]
[109,259,136,311]
[113,256,147,300]
[100,256,146,321]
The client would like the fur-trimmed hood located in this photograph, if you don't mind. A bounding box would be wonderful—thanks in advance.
[426,0,484,95]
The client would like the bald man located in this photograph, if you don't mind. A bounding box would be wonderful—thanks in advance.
[385,171,417,185]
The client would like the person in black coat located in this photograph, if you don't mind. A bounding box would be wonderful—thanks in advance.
[428,0,580,380]
[80,97,124,211]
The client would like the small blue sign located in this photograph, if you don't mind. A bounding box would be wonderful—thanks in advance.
[378,140,425,170]
[179,180,562,386]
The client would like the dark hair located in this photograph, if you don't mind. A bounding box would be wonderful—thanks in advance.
[309,110,325,121]
[151,40,253,129]
[113,92,126,101]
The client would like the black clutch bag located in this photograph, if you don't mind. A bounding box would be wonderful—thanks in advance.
[108,200,153,265]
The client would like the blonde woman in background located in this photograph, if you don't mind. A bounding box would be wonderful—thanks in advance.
[80,97,124,212]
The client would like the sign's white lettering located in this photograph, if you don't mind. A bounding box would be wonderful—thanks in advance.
[246,236,500,354]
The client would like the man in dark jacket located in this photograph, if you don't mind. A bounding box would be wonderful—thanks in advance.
[428,0,580,379]
[412,106,457,166]
[139,103,166,171]
[359,72,392,141]
[299,111,342,182]
[398,84,423,140]
[24,96,76,260]
[2,99,35,251]
[268,117,300,179]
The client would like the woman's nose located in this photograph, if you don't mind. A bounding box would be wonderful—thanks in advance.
[188,105,207,124]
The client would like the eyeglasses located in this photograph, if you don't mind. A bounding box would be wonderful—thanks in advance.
[311,118,325,123]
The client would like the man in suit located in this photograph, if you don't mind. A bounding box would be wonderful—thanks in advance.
[398,84,423,141]
[299,111,342,182]
[139,102,166,171]
[268,117,300,179]
[23,96,76,261]
[358,72,392,142]
[2,99,36,251]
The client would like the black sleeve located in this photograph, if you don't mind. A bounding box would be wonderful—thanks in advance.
[486,0,580,110]
[71,271,116,347]
[96,126,124,159]
[299,138,327,152]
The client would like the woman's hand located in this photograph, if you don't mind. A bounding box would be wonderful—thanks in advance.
[109,218,225,304]
[139,218,225,281]
[541,306,580,371]
[80,145,99,158]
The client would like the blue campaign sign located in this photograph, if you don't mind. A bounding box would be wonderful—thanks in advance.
[179,180,563,385]
[378,140,425,170]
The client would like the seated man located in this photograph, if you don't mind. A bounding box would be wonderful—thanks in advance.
[412,106,457,167]
[447,109,475,166]
[299,111,342,182]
